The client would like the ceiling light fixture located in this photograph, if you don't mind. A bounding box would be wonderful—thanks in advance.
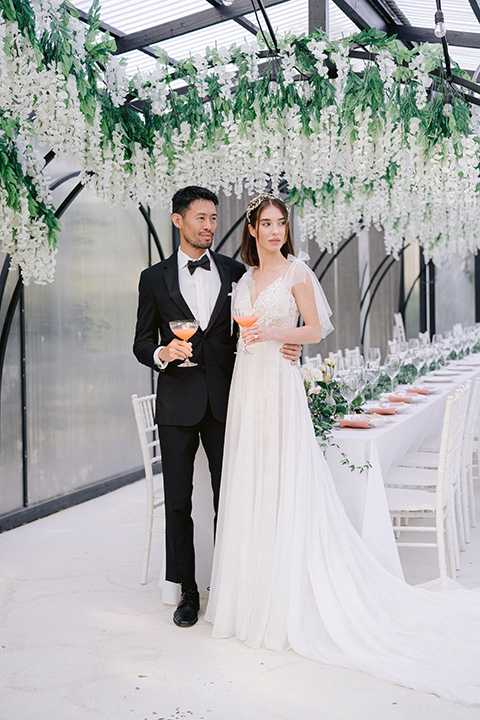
[434,9,446,38]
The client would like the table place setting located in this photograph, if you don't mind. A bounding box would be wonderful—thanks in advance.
[336,413,393,430]
[380,391,424,404]
[364,402,400,415]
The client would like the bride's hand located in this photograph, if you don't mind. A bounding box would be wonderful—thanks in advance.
[241,323,274,345]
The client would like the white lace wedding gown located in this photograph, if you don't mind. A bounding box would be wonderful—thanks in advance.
[204,256,480,706]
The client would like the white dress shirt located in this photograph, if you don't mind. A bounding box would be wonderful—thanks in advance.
[154,248,221,368]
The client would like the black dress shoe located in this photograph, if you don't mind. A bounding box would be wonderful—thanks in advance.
[173,589,200,627]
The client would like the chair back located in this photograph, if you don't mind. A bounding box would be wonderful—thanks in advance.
[131,394,161,479]
[393,313,406,343]
[436,390,461,514]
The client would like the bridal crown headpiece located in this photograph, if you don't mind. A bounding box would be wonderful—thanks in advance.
[245,193,291,224]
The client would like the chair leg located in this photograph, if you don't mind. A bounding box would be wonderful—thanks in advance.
[467,465,477,528]
[454,485,467,551]
[141,501,154,585]
[445,512,457,578]
[436,522,448,579]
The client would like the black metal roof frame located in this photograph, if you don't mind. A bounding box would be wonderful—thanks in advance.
[69,0,480,52]
[67,0,480,89]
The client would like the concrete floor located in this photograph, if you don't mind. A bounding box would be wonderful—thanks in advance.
[1,480,480,720]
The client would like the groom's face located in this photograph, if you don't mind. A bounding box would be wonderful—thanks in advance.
[173,199,217,257]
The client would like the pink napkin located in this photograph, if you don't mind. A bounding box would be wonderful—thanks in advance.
[407,387,430,395]
[368,404,397,415]
[388,394,413,403]
[339,416,372,429]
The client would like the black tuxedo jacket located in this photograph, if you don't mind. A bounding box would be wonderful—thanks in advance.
[133,250,246,426]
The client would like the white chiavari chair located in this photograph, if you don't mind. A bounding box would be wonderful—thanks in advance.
[385,391,461,579]
[390,383,470,553]
[131,393,165,585]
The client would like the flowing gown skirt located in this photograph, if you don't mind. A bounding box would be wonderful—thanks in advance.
[205,339,480,706]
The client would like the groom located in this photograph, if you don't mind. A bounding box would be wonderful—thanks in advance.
[133,186,300,628]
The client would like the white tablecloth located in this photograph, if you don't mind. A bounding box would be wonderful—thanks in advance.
[159,356,480,601]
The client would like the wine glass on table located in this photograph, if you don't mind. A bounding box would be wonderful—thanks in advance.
[336,367,360,416]
[432,333,444,369]
[169,319,199,367]
[232,313,259,354]
[365,360,381,400]
[411,350,426,384]
[368,347,381,365]
[383,354,400,394]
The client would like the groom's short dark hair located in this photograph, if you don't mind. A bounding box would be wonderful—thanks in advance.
[172,186,218,216]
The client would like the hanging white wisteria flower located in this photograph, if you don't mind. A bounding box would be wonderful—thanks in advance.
[1,0,480,282]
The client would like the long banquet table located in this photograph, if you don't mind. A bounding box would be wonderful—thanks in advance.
[324,356,480,580]
[158,355,480,602]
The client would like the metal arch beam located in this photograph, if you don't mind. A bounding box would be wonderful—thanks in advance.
[138,204,165,262]
[113,0,290,55]
[215,214,246,253]
[360,245,408,345]
[468,0,480,25]
[318,233,357,282]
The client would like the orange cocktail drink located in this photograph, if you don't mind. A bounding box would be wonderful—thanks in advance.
[172,327,197,341]
[233,315,259,354]
[169,319,199,367]
[233,315,259,328]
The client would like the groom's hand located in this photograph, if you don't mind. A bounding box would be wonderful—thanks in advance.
[158,339,192,363]
[280,343,302,365]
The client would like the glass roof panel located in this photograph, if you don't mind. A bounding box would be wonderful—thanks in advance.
[73,0,209,34]
[395,0,478,31]
[72,1,480,74]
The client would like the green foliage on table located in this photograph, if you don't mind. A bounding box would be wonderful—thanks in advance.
[304,379,371,474]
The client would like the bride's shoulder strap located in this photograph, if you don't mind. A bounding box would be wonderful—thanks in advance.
[286,252,334,339]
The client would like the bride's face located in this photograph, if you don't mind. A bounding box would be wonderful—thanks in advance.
[250,204,287,256]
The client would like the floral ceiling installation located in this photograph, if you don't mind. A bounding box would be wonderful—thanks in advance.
[0,0,480,283]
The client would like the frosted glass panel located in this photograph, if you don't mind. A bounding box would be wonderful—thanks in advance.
[435,255,475,334]
[0,272,23,514]
[24,183,160,505]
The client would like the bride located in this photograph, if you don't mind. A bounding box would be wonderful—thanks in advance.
[204,193,480,706]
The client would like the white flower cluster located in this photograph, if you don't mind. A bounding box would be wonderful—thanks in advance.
[1,2,480,283]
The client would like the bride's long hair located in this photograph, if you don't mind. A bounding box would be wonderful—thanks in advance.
[240,195,295,267]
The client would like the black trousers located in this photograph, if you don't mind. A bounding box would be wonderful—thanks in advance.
[158,402,226,587]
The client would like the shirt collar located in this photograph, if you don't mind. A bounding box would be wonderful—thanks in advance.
[177,247,212,270]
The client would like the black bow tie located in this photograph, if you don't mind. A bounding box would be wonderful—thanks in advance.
[187,255,211,275]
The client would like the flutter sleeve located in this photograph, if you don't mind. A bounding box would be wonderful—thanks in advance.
[285,251,334,339]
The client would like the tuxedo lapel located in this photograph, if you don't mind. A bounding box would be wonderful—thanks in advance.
[204,252,231,334]
[163,251,196,319]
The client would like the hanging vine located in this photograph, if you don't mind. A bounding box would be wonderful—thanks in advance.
[0,0,479,283]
